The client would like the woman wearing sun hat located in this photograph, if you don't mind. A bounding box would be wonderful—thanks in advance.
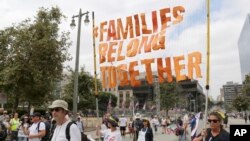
[96,115,122,141]
[137,118,153,141]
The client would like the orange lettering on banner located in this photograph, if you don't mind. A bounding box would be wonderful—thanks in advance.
[110,66,117,88]
[107,20,117,41]
[152,30,166,50]
[152,11,158,33]
[107,66,117,88]
[117,41,125,61]
[141,13,152,34]
[129,61,141,87]
[117,64,129,86]
[100,21,107,42]
[134,14,141,37]
[160,8,171,31]
[138,36,154,53]
[100,66,107,88]
[116,16,134,40]
[174,55,187,81]
[157,57,173,83]
[173,6,185,24]
[107,42,117,62]
[188,51,202,79]
[126,38,139,57]
[141,59,154,84]
[99,43,108,64]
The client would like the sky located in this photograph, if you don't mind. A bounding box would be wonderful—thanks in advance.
[0,0,249,100]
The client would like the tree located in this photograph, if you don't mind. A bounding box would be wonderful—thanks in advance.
[62,67,101,111]
[160,81,181,115]
[62,67,116,116]
[242,74,250,96]
[98,92,117,115]
[0,7,71,112]
[233,95,249,112]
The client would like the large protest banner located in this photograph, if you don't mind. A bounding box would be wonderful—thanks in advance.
[93,0,206,89]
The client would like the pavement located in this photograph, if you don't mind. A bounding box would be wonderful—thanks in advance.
[84,117,249,141]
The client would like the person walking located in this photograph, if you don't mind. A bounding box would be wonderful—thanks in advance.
[223,113,228,128]
[249,114,250,123]
[119,115,127,137]
[193,111,229,141]
[244,114,248,123]
[49,100,81,141]
[161,117,167,134]
[128,117,134,137]
[151,116,159,134]
[28,112,46,141]
[137,119,153,141]
[133,113,143,141]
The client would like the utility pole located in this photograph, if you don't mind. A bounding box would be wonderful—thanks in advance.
[154,76,160,116]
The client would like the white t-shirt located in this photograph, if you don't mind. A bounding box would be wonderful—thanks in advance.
[18,123,29,137]
[29,122,45,141]
[51,120,81,141]
[119,118,127,127]
[102,129,122,141]
[151,118,159,126]
[100,124,108,138]
[161,119,166,126]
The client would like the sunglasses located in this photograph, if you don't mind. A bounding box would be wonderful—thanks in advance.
[208,119,219,123]
[50,107,62,112]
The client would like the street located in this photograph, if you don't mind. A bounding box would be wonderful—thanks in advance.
[85,117,249,141]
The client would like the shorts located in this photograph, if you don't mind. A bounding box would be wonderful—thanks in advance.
[120,126,126,131]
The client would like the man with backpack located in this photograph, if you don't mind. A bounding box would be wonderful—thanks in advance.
[41,116,51,141]
[28,112,46,141]
[132,113,143,141]
[49,99,81,141]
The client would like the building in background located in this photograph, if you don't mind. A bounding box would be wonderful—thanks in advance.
[238,13,250,81]
[223,81,243,106]
[217,88,224,102]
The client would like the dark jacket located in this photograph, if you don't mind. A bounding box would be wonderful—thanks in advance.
[198,128,229,141]
[141,127,153,141]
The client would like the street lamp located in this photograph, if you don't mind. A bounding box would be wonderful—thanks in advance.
[70,9,89,120]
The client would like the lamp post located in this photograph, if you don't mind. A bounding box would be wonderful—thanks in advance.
[70,9,89,120]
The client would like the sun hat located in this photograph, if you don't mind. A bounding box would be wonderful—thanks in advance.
[135,113,141,119]
[48,100,69,111]
[107,115,119,127]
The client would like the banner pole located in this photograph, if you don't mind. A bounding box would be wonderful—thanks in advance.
[204,0,210,133]
[92,11,101,141]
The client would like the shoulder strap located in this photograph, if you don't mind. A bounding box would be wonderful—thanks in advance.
[66,121,75,141]
[37,122,41,131]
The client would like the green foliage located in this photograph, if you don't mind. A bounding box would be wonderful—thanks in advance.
[233,95,249,112]
[0,7,71,112]
[160,81,181,114]
[231,74,250,112]
[242,74,250,96]
[62,67,115,115]
[98,92,117,114]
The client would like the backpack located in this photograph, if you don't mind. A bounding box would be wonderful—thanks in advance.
[37,121,51,141]
[133,119,143,131]
[66,121,89,141]
[0,122,7,140]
